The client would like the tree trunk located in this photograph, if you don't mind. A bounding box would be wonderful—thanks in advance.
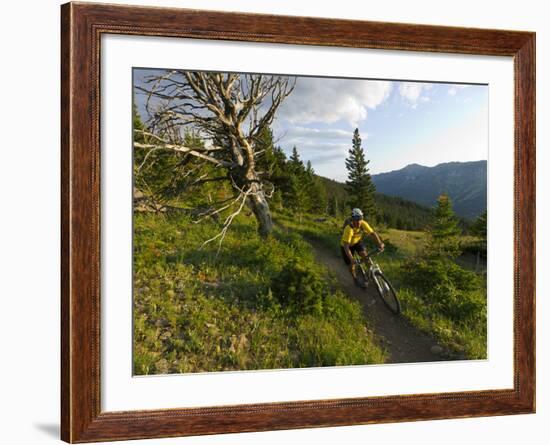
[247,182,273,237]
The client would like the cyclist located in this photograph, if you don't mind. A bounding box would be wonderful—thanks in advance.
[341,208,385,287]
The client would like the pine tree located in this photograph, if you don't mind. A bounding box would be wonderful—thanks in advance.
[254,126,277,177]
[328,195,339,216]
[304,160,328,214]
[471,210,488,257]
[427,194,461,258]
[471,211,487,242]
[133,102,146,143]
[345,128,377,221]
[286,147,308,213]
[288,146,304,172]
[254,126,292,208]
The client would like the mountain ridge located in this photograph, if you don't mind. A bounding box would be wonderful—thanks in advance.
[372,160,487,219]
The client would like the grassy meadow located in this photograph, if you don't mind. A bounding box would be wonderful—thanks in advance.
[275,213,487,360]
[133,211,387,375]
[134,208,487,375]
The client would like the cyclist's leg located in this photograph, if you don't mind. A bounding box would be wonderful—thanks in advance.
[351,243,369,288]
[355,242,370,282]
[356,242,369,264]
[341,245,358,279]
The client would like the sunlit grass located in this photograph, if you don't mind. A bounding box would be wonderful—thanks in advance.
[276,213,487,360]
[133,211,386,375]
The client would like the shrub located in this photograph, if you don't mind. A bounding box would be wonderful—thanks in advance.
[402,257,478,292]
[270,259,327,314]
[380,237,398,255]
[401,257,485,323]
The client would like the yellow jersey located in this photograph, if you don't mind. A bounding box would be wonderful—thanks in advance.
[341,220,374,246]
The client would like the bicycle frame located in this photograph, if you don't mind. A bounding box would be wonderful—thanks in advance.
[354,248,383,281]
[353,248,400,314]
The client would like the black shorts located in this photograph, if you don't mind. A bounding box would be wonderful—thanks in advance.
[340,242,366,265]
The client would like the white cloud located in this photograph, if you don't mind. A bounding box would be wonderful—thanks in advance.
[448,84,469,96]
[276,125,362,157]
[279,78,392,128]
[399,83,422,102]
[399,82,432,107]
[283,126,354,140]
[272,124,370,179]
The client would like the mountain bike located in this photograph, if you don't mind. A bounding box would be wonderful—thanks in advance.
[354,248,401,315]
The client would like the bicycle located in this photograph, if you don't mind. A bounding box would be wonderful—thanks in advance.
[353,248,401,315]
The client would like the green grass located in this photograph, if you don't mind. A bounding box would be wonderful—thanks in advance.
[383,229,427,257]
[133,211,386,374]
[275,213,487,360]
[394,259,487,359]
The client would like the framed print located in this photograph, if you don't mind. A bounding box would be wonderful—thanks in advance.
[61,2,535,443]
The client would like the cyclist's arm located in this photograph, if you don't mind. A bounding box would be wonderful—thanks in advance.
[370,232,385,251]
[342,242,355,263]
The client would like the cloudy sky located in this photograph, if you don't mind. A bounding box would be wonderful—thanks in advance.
[134,70,488,182]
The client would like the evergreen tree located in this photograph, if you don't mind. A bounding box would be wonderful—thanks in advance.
[471,210,488,256]
[471,211,487,241]
[305,160,314,181]
[345,128,377,221]
[286,147,308,212]
[328,195,339,216]
[304,160,328,214]
[288,146,304,173]
[254,126,278,178]
[254,126,292,208]
[427,194,461,258]
[133,102,146,143]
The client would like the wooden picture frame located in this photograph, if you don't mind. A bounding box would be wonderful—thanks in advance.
[61,2,535,442]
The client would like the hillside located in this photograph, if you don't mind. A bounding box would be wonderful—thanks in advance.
[372,161,487,220]
[317,175,435,230]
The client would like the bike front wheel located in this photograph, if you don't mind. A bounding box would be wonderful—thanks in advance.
[372,271,401,315]
[356,262,369,289]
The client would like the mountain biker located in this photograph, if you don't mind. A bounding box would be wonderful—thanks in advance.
[341,208,385,287]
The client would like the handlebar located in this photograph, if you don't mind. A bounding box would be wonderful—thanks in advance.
[366,248,383,257]
[352,247,384,262]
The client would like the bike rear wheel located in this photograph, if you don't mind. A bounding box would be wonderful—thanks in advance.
[373,271,401,314]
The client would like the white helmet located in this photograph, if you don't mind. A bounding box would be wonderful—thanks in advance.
[351,208,363,220]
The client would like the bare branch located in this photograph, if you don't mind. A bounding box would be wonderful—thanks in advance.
[136,146,163,172]
[135,129,224,152]
[199,187,252,255]
[193,192,242,223]
[134,142,235,168]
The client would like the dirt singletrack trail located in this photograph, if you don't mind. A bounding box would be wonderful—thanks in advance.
[308,238,450,364]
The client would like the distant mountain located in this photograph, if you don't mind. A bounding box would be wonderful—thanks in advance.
[372,161,487,219]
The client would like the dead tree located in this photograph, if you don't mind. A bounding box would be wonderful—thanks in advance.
[135,71,295,244]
